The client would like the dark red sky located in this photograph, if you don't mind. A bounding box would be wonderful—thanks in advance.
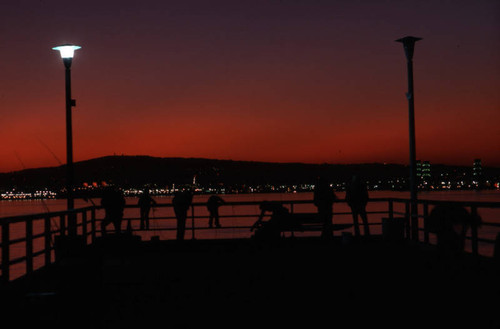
[1,0,499,173]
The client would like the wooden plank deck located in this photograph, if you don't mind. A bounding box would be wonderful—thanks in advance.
[1,235,499,329]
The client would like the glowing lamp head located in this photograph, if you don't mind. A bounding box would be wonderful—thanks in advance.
[52,44,81,59]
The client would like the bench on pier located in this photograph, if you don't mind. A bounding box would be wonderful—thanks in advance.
[283,212,353,233]
[251,209,353,240]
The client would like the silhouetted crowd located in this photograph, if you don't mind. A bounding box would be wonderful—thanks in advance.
[97,176,487,262]
[98,176,372,241]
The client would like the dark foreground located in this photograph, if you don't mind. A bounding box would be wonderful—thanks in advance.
[2,235,499,329]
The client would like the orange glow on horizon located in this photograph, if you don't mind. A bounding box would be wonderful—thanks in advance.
[0,1,499,173]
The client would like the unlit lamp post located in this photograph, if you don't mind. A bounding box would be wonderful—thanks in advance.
[396,36,421,241]
[53,44,81,236]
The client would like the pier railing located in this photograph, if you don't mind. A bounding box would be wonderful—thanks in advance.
[1,197,499,283]
[0,206,96,284]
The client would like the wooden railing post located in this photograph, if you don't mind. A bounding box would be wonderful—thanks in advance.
[91,208,96,243]
[423,203,429,243]
[388,200,394,220]
[26,218,34,274]
[470,206,479,257]
[82,211,87,245]
[45,216,52,266]
[411,202,419,242]
[1,222,10,283]
[191,205,196,240]
[404,202,410,239]
[60,215,66,236]
[74,211,80,236]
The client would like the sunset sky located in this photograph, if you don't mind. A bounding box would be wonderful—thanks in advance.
[1,0,499,173]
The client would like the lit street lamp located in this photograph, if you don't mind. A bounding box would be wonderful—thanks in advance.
[396,36,422,241]
[53,44,81,236]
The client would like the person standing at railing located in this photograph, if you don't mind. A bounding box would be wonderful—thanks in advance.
[172,189,193,240]
[345,175,370,237]
[100,186,126,235]
[207,195,225,228]
[313,177,337,239]
[138,189,157,230]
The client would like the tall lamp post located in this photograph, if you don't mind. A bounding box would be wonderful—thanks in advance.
[396,36,421,241]
[53,44,81,236]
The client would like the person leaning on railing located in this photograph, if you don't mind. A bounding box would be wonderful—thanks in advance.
[207,195,225,228]
[100,186,126,235]
[251,201,290,241]
[427,203,481,259]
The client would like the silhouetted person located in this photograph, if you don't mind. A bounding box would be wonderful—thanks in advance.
[100,187,126,235]
[345,175,370,237]
[251,201,291,241]
[138,189,157,230]
[427,203,481,259]
[207,195,225,228]
[313,177,337,239]
[172,189,193,241]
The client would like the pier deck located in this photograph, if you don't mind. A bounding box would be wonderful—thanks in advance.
[2,235,499,328]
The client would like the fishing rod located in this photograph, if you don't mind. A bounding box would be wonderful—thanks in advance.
[14,151,27,169]
[37,138,64,167]
[12,151,61,246]
[38,137,99,206]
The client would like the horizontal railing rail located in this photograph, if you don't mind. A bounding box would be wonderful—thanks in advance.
[1,197,499,283]
[1,207,97,284]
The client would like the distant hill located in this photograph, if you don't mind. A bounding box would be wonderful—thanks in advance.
[0,155,498,190]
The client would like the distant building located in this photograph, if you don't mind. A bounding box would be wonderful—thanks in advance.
[422,161,431,183]
[473,159,482,177]
[472,159,483,187]
[416,160,431,187]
